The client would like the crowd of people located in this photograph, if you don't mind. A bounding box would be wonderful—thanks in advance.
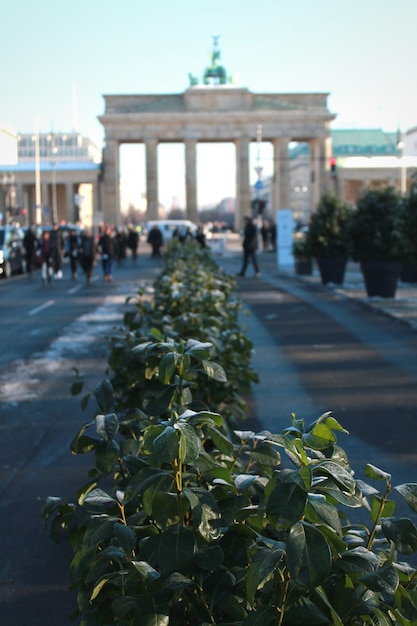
[22,217,275,285]
[23,222,141,286]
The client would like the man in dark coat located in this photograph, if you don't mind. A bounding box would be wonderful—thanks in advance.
[147,224,164,258]
[23,225,38,277]
[237,216,261,278]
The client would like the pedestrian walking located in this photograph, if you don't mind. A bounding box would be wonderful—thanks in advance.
[147,224,164,258]
[78,228,96,283]
[260,220,270,252]
[98,225,117,281]
[127,225,139,262]
[23,224,38,277]
[116,227,127,265]
[237,216,261,278]
[39,230,53,286]
[66,228,79,280]
[50,223,64,280]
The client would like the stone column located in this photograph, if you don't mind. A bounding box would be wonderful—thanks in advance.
[309,138,320,212]
[65,183,74,222]
[102,138,120,226]
[235,137,251,231]
[272,138,290,212]
[145,139,159,220]
[185,139,198,223]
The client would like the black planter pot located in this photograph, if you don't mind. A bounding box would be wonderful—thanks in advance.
[400,261,417,284]
[360,261,401,298]
[316,258,347,285]
[294,258,313,276]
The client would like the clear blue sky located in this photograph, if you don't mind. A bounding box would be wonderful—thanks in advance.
[2,0,416,207]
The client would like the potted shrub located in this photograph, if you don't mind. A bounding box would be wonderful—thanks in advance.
[292,234,313,275]
[306,193,352,285]
[349,186,406,297]
[401,173,417,283]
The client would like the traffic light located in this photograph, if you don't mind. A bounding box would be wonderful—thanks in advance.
[251,199,267,215]
[330,157,337,174]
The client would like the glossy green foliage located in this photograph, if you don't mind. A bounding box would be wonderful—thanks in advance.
[101,239,258,428]
[349,186,406,262]
[307,193,353,259]
[45,241,417,625]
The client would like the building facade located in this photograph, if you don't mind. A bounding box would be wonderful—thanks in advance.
[0,131,101,226]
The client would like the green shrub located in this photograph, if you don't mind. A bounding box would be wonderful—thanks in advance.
[307,194,353,259]
[43,241,417,625]
[349,186,406,262]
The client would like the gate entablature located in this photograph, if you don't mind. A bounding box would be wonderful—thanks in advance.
[99,64,335,226]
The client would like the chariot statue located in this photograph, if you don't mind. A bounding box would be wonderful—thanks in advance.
[188,36,231,86]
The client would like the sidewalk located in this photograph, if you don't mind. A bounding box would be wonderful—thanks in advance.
[215,236,417,332]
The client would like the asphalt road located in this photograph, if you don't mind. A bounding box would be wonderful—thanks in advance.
[1,244,417,624]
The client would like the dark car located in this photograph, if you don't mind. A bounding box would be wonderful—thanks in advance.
[0,225,27,278]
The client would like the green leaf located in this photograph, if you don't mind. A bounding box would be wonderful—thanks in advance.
[246,547,285,605]
[159,524,195,576]
[184,338,213,357]
[163,572,193,590]
[70,379,84,396]
[194,545,224,571]
[94,379,113,412]
[83,488,116,506]
[246,442,281,467]
[318,412,349,435]
[140,472,174,515]
[95,439,120,474]
[303,421,336,450]
[335,546,379,576]
[314,460,356,494]
[183,489,221,541]
[90,575,112,601]
[369,607,396,626]
[283,596,333,624]
[114,522,136,555]
[381,517,417,555]
[152,426,178,463]
[364,464,392,482]
[152,492,182,527]
[95,413,119,441]
[370,494,396,522]
[158,352,177,384]
[175,421,201,463]
[266,481,308,529]
[71,434,98,454]
[360,564,399,594]
[132,560,160,581]
[305,493,342,534]
[209,426,234,455]
[395,483,417,513]
[202,359,227,382]
[286,521,332,588]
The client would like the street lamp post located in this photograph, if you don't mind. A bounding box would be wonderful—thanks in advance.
[49,133,58,223]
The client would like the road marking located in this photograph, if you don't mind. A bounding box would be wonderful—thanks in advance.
[28,300,55,316]
[67,284,83,295]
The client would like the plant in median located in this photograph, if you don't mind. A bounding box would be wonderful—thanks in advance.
[43,241,417,625]
[43,375,417,625]
[101,241,258,429]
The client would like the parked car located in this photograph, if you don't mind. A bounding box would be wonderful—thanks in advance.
[145,220,197,242]
[0,225,27,278]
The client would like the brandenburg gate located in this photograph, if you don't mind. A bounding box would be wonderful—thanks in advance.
[98,45,335,228]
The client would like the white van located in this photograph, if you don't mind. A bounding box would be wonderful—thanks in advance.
[145,220,198,242]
